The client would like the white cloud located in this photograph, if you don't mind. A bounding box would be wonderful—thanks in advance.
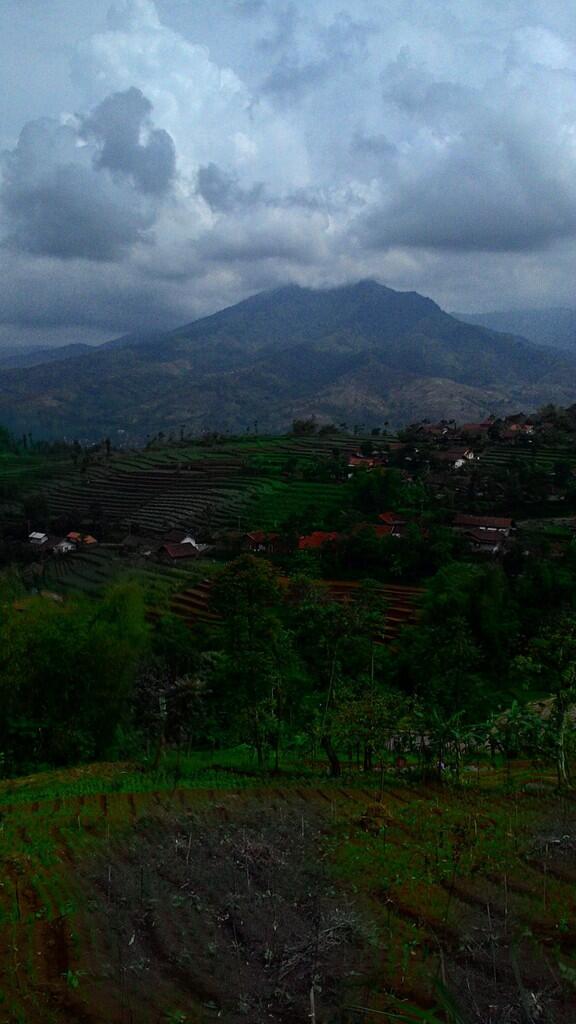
[4,0,576,348]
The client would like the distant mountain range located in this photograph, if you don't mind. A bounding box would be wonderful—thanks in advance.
[455,307,576,353]
[2,280,576,440]
[0,343,93,371]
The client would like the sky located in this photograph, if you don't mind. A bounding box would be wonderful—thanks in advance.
[2,0,576,348]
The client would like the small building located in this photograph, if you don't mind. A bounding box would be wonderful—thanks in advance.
[453,514,512,537]
[120,534,142,554]
[298,531,341,551]
[158,542,200,562]
[463,528,505,555]
[29,531,48,546]
[378,511,407,534]
[347,455,387,473]
[53,539,76,555]
[243,531,287,555]
[433,448,476,470]
[83,535,98,546]
[458,422,491,438]
[67,531,82,543]
[162,529,209,552]
[163,529,198,546]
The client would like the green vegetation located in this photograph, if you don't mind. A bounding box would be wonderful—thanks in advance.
[1,408,576,1021]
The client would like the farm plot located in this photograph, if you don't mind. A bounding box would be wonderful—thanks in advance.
[41,549,203,600]
[241,479,345,530]
[43,459,250,531]
[41,548,126,596]
[480,445,576,473]
[0,768,574,1024]
[43,446,351,536]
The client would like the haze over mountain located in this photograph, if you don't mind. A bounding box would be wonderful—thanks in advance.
[0,343,94,371]
[2,281,576,441]
[455,308,576,353]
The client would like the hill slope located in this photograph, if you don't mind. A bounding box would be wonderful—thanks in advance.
[2,280,576,439]
[0,342,94,370]
[455,306,576,352]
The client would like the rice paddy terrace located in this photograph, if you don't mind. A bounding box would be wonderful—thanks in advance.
[42,434,390,536]
[0,761,574,1023]
[170,577,423,642]
[39,547,199,601]
[38,553,423,643]
[479,443,576,473]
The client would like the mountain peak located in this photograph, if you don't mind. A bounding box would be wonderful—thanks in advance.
[2,280,576,439]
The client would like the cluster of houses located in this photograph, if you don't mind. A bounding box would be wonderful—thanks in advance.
[119,528,212,562]
[242,512,413,556]
[242,509,516,559]
[28,530,98,554]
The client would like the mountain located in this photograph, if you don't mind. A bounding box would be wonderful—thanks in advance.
[2,280,576,440]
[454,307,576,352]
[0,343,94,371]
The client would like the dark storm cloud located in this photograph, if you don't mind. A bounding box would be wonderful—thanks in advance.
[81,87,176,195]
[0,88,175,261]
[196,162,265,211]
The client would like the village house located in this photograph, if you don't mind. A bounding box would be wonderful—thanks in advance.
[432,448,477,470]
[163,529,210,551]
[353,522,398,539]
[120,534,142,555]
[457,422,492,440]
[243,531,288,555]
[453,513,513,537]
[53,539,76,555]
[298,531,341,551]
[462,529,506,555]
[412,422,453,439]
[453,513,514,555]
[347,454,387,475]
[28,531,49,546]
[158,542,200,562]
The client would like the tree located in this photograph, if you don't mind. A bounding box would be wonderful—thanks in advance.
[292,417,317,436]
[0,582,148,772]
[211,556,296,766]
[514,617,576,787]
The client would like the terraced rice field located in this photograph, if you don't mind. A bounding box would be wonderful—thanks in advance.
[41,435,369,535]
[169,577,423,642]
[480,445,576,473]
[0,764,573,1023]
[40,549,200,600]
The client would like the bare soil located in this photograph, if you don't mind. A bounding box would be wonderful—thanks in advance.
[72,791,369,1023]
[1,782,576,1024]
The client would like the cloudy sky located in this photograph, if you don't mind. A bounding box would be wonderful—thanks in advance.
[2,0,576,348]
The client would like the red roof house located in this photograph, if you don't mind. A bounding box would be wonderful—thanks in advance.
[298,531,341,550]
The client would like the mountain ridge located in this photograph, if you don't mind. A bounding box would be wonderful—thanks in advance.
[2,280,576,439]
[454,306,576,353]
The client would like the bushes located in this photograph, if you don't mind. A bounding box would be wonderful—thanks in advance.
[0,582,148,773]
